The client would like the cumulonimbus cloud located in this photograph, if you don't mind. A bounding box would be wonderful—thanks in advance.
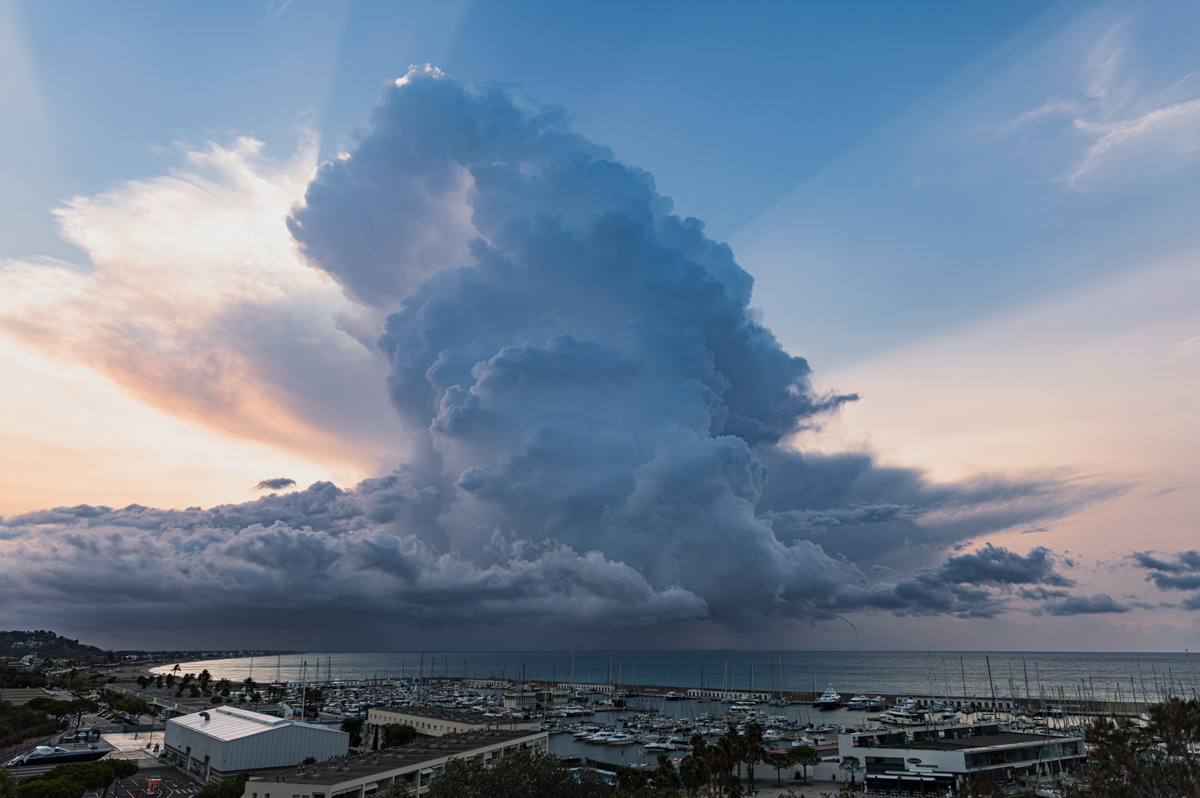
[0,66,1128,642]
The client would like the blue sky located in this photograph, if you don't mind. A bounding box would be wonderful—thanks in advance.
[1,0,1198,650]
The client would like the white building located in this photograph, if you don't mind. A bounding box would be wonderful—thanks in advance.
[364,706,538,743]
[164,706,349,783]
[838,722,1086,795]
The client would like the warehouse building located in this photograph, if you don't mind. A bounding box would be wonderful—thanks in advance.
[838,723,1086,794]
[240,729,548,798]
[163,706,349,783]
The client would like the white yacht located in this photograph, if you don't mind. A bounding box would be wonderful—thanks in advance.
[846,695,871,710]
[879,705,929,726]
[813,685,842,711]
[607,732,637,745]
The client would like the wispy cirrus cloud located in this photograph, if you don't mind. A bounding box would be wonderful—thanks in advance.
[1002,19,1200,187]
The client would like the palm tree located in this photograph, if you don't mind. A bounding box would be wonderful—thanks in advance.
[744,721,764,793]
[679,755,706,798]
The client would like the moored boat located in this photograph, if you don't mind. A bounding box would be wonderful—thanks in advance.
[813,685,842,711]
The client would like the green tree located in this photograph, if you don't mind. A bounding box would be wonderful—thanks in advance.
[792,746,819,784]
[423,749,609,798]
[0,766,17,798]
[198,670,212,692]
[743,721,764,793]
[106,760,140,798]
[679,755,707,798]
[15,760,137,798]
[653,752,682,792]
[195,774,248,798]
[382,723,417,747]
[340,717,365,747]
[1066,700,1200,798]
[762,750,791,786]
[839,755,862,791]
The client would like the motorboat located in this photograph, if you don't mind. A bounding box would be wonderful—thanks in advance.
[846,695,871,710]
[664,691,685,700]
[879,706,928,726]
[607,732,637,745]
[867,696,888,711]
[813,685,842,711]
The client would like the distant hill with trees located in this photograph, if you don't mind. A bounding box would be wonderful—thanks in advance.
[0,631,103,661]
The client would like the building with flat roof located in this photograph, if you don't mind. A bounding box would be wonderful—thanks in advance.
[163,706,348,783]
[838,723,1085,795]
[240,729,548,798]
[364,706,537,744]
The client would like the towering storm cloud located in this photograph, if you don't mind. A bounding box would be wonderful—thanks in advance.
[0,67,1122,645]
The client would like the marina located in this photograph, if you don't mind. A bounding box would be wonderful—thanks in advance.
[131,649,1199,773]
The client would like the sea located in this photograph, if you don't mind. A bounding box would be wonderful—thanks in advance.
[154,650,1197,704]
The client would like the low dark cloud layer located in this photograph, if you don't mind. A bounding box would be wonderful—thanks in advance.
[1132,550,1200,609]
[0,67,1128,644]
[830,545,1077,618]
[1040,593,1130,616]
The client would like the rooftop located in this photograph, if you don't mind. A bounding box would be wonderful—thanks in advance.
[250,729,544,785]
[372,706,492,725]
[877,731,1076,752]
[170,707,342,742]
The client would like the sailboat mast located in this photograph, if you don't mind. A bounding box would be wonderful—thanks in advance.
[986,655,998,713]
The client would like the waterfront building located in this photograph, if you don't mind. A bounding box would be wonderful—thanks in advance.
[162,706,349,782]
[502,686,569,710]
[364,706,538,742]
[838,723,1085,794]
[239,730,548,798]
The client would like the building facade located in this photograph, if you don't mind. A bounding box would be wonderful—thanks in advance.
[163,706,349,782]
[364,706,537,744]
[838,723,1086,794]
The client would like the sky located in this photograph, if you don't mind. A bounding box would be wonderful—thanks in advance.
[1,0,1198,652]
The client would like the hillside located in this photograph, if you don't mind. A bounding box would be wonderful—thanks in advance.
[0,630,104,659]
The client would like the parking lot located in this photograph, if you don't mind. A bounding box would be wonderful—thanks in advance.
[104,766,203,798]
